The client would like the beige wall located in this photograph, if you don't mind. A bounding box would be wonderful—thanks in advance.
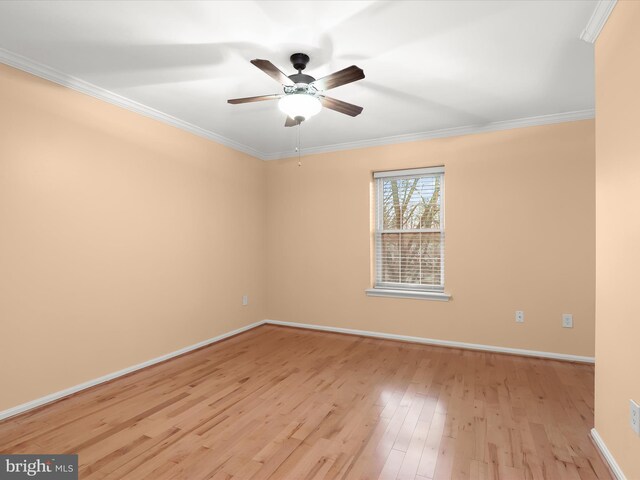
[266,120,596,357]
[595,1,640,477]
[0,58,597,415]
[0,64,267,412]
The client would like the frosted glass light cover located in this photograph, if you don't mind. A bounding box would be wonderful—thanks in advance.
[278,94,322,120]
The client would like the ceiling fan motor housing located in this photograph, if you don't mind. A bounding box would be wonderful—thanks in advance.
[288,73,315,85]
[288,53,315,84]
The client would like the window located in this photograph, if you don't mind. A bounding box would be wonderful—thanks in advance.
[370,167,446,299]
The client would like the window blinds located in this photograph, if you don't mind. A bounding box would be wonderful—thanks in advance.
[374,167,444,291]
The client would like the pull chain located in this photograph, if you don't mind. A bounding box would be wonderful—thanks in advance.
[296,122,302,167]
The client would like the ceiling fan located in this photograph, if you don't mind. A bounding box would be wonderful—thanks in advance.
[227,53,365,127]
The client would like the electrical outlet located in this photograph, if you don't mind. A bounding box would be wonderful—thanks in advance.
[562,313,573,328]
[631,400,640,435]
[515,311,524,323]
[242,295,248,306]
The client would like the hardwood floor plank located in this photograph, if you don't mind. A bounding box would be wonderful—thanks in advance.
[377,448,405,480]
[416,412,446,478]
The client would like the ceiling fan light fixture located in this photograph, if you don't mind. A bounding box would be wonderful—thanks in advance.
[278,94,322,121]
[228,55,364,126]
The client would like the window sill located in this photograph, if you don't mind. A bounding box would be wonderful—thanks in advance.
[365,288,451,301]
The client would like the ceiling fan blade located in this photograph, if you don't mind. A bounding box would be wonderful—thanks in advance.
[311,65,364,91]
[319,96,363,117]
[250,59,294,86]
[227,94,281,104]
[284,116,300,127]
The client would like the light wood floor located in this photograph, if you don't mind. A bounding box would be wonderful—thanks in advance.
[0,325,609,480]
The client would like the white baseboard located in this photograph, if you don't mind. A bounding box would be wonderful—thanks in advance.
[591,428,626,480]
[264,319,595,364]
[0,320,265,421]
[1,318,595,422]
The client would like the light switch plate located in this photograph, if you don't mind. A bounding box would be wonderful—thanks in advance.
[562,314,573,328]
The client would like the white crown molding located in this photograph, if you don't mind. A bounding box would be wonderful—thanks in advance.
[263,109,595,160]
[590,428,627,480]
[264,320,595,363]
[0,320,265,421]
[1,47,594,162]
[580,0,617,43]
[0,47,265,160]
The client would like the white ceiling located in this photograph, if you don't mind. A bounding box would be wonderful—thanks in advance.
[0,1,597,158]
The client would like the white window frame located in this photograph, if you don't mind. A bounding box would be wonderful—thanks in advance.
[367,167,450,301]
